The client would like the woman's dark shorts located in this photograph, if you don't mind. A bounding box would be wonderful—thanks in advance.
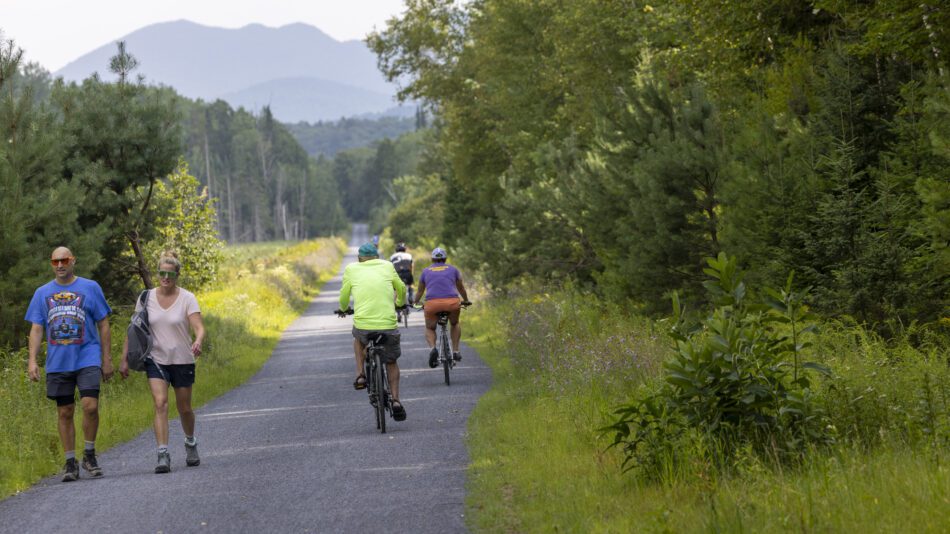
[145,359,196,389]
[352,327,401,363]
[47,366,101,406]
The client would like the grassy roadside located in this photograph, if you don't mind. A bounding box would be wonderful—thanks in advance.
[463,292,950,533]
[0,238,345,498]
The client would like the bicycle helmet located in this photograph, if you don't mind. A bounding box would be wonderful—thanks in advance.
[358,243,378,257]
[395,242,407,252]
[431,247,447,260]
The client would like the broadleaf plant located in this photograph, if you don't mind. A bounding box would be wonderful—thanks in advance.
[604,253,835,480]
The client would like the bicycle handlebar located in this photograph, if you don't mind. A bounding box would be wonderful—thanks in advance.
[411,300,473,310]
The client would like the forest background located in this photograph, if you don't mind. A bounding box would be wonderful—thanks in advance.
[370,0,949,331]
[2,0,949,527]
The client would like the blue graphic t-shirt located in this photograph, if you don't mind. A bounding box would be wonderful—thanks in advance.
[420,263,461,300]
[25,277,112,373]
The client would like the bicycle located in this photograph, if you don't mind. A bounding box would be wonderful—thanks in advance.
[397,286,414,328]
[417,301,471,386]
[334,308,392,433]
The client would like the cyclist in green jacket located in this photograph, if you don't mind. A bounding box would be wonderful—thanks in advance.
[339,243,408,420]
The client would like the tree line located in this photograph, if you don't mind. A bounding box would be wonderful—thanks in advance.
[369,0,949,330]
[286,115,417,158]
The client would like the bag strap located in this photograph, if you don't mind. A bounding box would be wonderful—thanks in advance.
[137,290,150,325]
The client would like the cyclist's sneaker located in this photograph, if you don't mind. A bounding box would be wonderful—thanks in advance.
[62,458,79,482]
[453,351,462,362]
[155,451,171,474]
[81,450,103,477]
[392,401,407,421]
[428,347,439,368]
[185,441,200,467]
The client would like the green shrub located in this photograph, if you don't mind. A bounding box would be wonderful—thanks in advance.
[604,254,835,479]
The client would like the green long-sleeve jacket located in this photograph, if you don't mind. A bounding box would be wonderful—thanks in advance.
[339,258,406,330]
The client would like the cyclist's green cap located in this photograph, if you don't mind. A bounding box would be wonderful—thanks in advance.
[358,243,378,257]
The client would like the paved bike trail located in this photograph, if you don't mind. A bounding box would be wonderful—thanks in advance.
[0,227,491,534]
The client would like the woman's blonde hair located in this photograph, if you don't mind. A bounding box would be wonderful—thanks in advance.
[159,250,182,273]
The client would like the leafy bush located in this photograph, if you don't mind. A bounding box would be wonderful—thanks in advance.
[136,160,223,291]
[604,254,835,479]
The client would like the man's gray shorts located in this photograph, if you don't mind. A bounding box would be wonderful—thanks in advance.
[46,366,101,405]
[352,327,401,363]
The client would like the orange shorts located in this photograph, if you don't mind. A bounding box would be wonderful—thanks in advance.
[423,297,461,325]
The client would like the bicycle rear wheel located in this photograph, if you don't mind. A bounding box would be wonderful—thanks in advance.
[366,355,381,430]
[374,352,387,433]
[441,328,451,386]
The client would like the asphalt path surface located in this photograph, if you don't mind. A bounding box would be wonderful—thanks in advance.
[0,228,490,534]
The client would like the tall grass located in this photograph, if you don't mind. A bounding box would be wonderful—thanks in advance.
[464,289,950,533]
[0,238,344,498]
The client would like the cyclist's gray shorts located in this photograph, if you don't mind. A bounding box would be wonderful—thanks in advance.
[352,327,401,363]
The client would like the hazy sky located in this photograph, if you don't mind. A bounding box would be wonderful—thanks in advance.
[2,0,407,71]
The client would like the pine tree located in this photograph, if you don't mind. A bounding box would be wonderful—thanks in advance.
[53,42,181,290]
[580,81,725,310]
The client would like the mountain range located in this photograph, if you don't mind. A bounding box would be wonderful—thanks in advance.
[54,20,404,122]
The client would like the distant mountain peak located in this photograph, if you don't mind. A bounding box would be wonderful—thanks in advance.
[53,20,395,122]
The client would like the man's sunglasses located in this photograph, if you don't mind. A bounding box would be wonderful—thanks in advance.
[50,257,74,267]
[158,270,179,279]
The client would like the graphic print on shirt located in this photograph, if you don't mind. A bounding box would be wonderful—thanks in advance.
[47,291,86,345]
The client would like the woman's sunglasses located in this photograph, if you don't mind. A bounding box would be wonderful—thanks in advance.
[158,270,179,279]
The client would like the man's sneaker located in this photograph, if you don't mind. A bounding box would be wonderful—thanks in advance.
[185,441,200,467]
[62,458,79,482]
[453,351,462,362]
[428,347,439,368]
[155,451,171,474]
[81,450,103,477]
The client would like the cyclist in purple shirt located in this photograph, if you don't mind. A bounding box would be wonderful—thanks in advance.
[414,247,471,368]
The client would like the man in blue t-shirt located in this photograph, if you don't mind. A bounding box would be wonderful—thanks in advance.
[26,246,113,482]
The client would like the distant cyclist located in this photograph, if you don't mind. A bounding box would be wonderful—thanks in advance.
[389,242,415,304]
[414,247,470,367]
[339,243,408,420]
